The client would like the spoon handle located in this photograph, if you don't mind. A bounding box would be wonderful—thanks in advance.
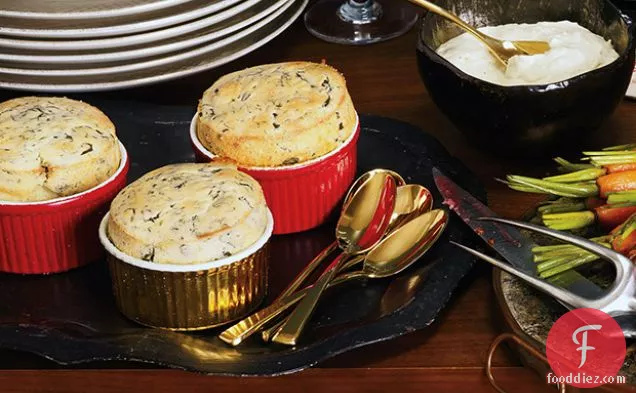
[277,241,338,301]
[260,317,285,342]
[216,241,336,345]
[218,270,363,346]
[406,0,509,66]
[406,0,488,42]
[271,252,350,346]
[261,254,365,342]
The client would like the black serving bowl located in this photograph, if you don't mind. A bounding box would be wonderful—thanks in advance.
[416,0,635,156]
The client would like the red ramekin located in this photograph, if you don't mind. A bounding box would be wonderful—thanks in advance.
[0,142,130,274]
[190,114,360,234]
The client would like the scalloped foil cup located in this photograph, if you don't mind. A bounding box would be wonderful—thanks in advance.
[0,142,129,274]
[99,210,273,331]
[190,113,360,235]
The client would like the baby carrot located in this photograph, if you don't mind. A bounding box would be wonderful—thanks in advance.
[595,203,636,230]
[610,213,636,255]
[604,163,636,173]
[596,170,636,198]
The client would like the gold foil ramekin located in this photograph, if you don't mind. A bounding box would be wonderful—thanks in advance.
[98,210,272,331]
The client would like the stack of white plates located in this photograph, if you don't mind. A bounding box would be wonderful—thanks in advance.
[0,0,308,92]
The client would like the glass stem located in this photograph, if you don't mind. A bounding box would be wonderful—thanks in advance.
[338,0,382,24]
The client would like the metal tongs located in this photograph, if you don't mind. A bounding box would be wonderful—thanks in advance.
[452,217,636,336]
[453,217,636,393]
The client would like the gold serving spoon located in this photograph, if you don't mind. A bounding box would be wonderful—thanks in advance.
[260,184,433,341]
[256,209,449,344]
[407,0,550,66]
[388,184,434,233]
[271,169,406,307]
[218,170,399,346]
[218,170,405,346]
[271,171,399,345]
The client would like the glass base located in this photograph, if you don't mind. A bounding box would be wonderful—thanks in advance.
[304,0,419,45]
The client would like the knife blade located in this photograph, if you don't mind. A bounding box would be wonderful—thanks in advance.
[432,167,604,298]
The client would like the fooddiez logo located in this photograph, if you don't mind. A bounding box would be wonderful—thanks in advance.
[545,308,627,388]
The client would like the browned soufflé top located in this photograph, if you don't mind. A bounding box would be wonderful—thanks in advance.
[196,61,357,167]
[108,163,268,265]
[0,96,121,202]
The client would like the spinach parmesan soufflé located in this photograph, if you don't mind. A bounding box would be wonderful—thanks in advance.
[107,163,268,265]
[196,61,357,167]
[0,96,121,202]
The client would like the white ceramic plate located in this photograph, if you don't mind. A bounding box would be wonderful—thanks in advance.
[0,0,195,20]
[0,1,273,52]
[0,0,241,39]
[0,0,296,77]
[0,0,285,65]
[0,0,307,92]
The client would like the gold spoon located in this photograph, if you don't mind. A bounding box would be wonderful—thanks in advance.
[229,209,449,346]
[271,171,399,345]
[271,169,406,304]
[218,170,399,346]
[217,170,404,346]
[260,184,433,341]
[408,0,550,66]
[388,184,434,233]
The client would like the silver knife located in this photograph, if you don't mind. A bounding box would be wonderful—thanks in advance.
[432,167,604,298]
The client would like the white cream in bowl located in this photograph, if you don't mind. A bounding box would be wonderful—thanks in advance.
[436,20,619,86]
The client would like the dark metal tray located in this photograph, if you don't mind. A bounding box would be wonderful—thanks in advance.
[0,101,485,376]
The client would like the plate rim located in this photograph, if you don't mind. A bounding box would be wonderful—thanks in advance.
[493,268,547,348]
[0,0,306,93]
[0,0,286,65]
[0,114,484,377]
[0,0,272,51]
[0,0,241,39]
[0,0,197,20]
